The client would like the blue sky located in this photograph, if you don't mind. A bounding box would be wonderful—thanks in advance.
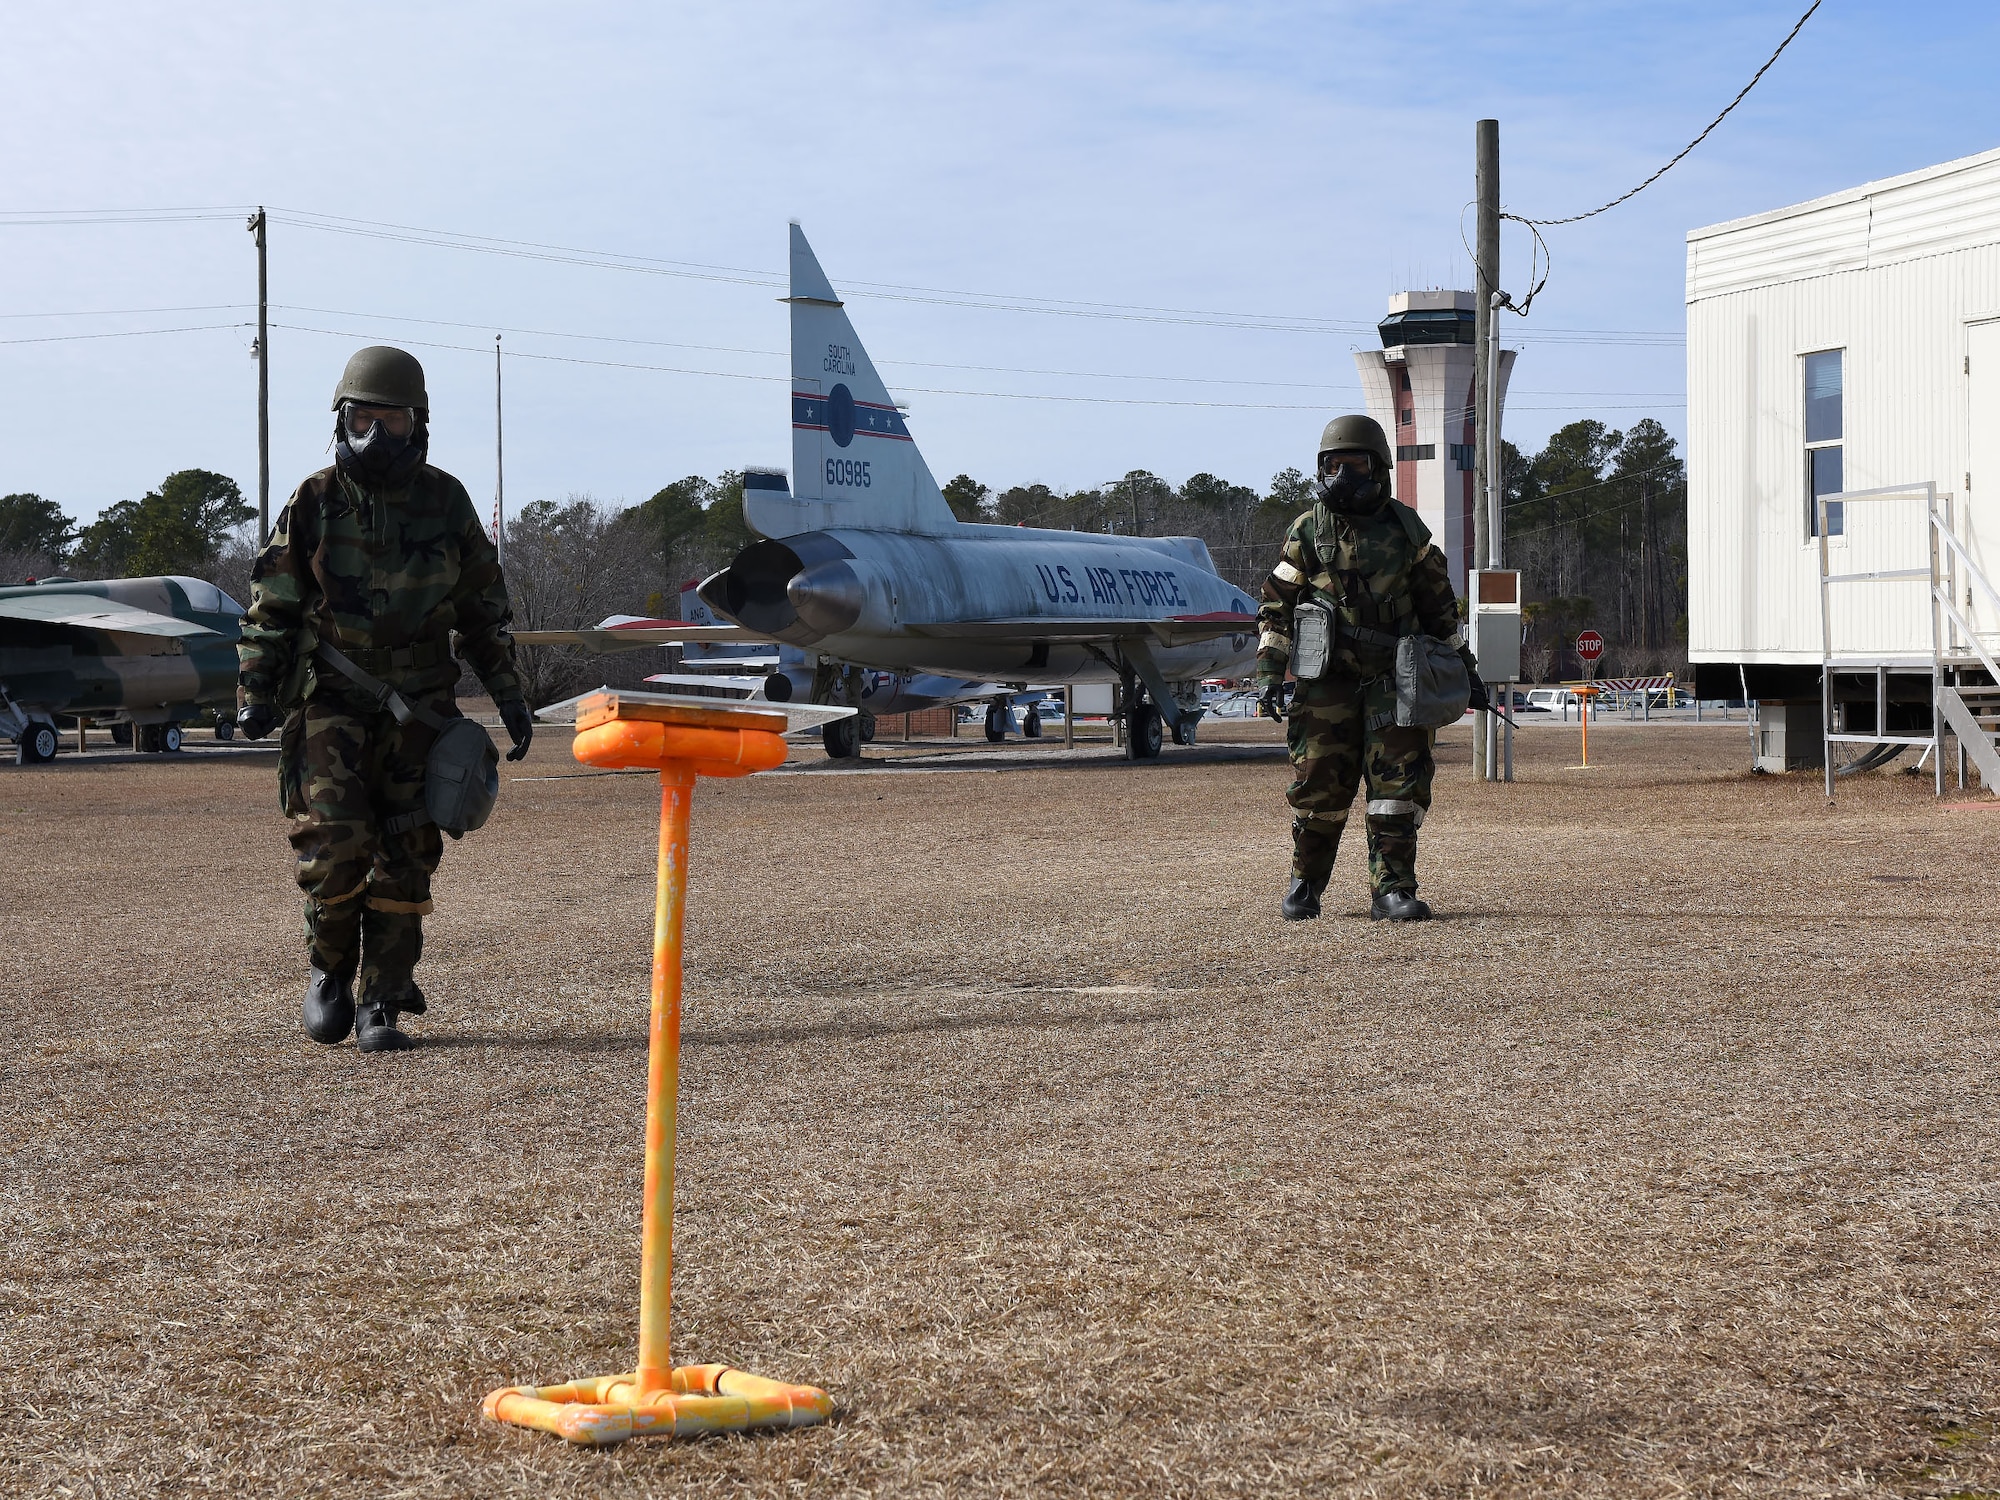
[3,1,1997,526]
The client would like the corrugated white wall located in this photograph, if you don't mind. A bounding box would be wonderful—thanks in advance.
[1687,145,2000,665]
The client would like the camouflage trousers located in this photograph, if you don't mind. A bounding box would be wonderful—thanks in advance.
[1284,677,1433,895]
[284,689,451,1005]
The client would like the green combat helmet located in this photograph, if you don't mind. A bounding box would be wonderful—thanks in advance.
[1317,413,1393,472]
[331,345,429,414]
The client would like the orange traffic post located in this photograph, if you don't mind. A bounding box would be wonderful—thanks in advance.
[1573,683,1600,767]
[484,690,839,1447]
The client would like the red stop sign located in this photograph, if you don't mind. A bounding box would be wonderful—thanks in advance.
[1576,630,1605,663]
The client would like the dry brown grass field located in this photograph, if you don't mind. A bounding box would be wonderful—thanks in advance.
[4,714,1998,1498]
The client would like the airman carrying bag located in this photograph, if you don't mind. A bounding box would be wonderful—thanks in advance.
[314,641,499,838]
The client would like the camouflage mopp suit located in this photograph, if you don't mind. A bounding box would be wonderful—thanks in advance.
[238,463,523,1015]
[1256,494,1473,898]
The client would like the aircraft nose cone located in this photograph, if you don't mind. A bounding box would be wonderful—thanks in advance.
[788,560,865,637]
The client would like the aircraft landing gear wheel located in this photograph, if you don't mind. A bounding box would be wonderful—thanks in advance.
[111,722,133,747]
[985,703,1009,743]
[1023,707,1043,739]
[1170,716,1198,746]
[137,724,163,753]
[162,724,183,753]
[859,711,877,744]
[1127,703,1163,760]
[822,716,861,759]
[214,719,235,742]
[17,722,58,764]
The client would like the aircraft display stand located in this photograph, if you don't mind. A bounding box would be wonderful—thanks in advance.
[483,690,851,1447]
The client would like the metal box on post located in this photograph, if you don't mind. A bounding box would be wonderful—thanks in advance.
[1468,570,1521,682]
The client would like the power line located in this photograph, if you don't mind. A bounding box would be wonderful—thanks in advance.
[0,207,253,225]
[268,322,1333,410]
[0,303,251,320]
[269,318,1684,413]
[275,302,1368,392]
[264,209,1680,344]
[0,201,1686,345]
[1510,0,1822,227]
[0,321,247,348]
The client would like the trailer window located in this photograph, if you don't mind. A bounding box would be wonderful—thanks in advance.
[1804,350,1843,536]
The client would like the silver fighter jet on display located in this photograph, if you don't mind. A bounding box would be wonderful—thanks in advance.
[525,225,1260,759]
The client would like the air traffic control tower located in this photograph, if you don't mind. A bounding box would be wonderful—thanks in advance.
[1353,290,1516,597]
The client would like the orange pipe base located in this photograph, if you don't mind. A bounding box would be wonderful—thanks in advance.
[484,696,828,1449]
[483,1366,833,1447]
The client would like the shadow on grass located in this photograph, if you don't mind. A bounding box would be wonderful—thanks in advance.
[418,1005,1174,1054]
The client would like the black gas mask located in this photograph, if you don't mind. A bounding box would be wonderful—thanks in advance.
[334,401,428,488]
[1316,452,1384,514]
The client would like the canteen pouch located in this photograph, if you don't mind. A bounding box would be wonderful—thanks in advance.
[423,716,500,839]
[1293,602,1334,681]
[1394,634,1472,728]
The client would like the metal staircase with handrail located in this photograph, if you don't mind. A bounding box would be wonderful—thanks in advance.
[1816,481,2000,797]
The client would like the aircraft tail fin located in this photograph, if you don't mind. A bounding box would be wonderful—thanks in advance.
[742,225,960,539]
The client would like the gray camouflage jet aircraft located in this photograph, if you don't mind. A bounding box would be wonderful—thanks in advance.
[523,225,1261,760]
[0,574,245,763]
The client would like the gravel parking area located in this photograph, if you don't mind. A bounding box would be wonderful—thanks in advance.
[3,718,1996,1497]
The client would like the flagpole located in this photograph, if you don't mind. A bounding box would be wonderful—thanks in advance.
[494,334,506,566]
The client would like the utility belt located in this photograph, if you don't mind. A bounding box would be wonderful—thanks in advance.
[1292,602,1469,730]
[337,637,454,675]
[1291,603,1409,680]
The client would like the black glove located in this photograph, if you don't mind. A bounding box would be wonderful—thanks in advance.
[237,702,277,741]
[1466,673,1493,715]
[1257,683,1288,721]
[500,698,534,762]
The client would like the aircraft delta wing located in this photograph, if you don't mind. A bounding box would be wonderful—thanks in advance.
[0,575,245,762]
[690,224,1260,758]
[511,616,775,654]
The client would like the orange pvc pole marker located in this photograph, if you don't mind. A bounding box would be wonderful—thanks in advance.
[636,764,690,1397]
[484,691,832,1447]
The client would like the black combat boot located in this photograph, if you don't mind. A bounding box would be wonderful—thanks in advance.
[355,999,417,1053]
[1369,889,1432,922]
[1281,873,1329,921]
[303,965,356,1044]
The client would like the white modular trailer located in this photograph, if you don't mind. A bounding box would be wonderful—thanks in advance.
[1686,144,2000,704]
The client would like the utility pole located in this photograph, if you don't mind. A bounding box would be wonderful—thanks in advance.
[250,207,270,546]
[493,334,506,567]
[1472,120,1499,778]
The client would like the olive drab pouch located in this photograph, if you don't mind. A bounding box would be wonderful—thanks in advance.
[1394,634,1472,729]
[278,707,308,816]
[1293,602,1334,681]
[422,717,500,838]
[312,641,498,838]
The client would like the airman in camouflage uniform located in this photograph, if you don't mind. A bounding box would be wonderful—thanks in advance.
[236,347,533,1051]
[1256,415,1484,923]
